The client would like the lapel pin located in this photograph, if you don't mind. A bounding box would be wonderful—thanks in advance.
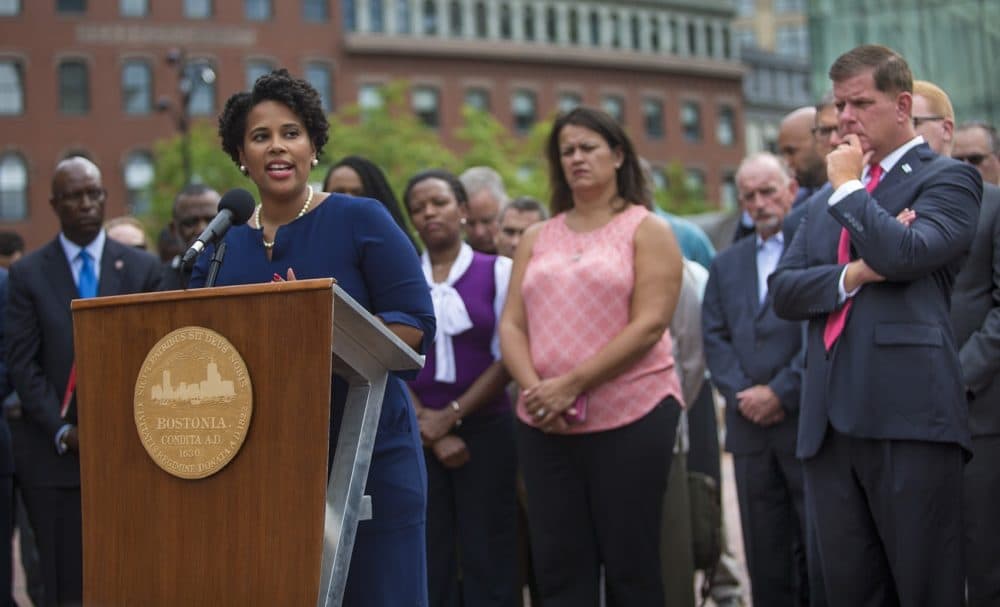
[115,259,124,270]
[901,163,912,174]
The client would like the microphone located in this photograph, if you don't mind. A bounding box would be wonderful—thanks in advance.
[181,188,256,268]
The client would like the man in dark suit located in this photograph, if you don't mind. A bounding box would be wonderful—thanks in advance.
[911,84,1000,607]
[6,156,161,605]
[703,153,807,606]
[0,267,15,606]
[779,106,827,208]
[158,184,219,291]
[770,45,982,606]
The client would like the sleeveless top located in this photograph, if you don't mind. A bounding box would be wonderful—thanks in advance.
[518,204,683,433]
[409,251,512,418]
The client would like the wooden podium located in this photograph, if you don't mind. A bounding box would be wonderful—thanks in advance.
[70,278,423,606]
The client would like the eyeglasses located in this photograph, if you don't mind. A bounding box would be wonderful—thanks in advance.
[811,125,838,138]
[953,153,989,166]
[912,115,945,128]
[53,187,107,205]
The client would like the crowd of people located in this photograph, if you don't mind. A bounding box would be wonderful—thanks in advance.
[0,42,997,607]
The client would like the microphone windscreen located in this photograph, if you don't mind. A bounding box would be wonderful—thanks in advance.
[218,189,257,226]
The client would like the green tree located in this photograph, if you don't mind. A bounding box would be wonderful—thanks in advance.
[656,161,709,215]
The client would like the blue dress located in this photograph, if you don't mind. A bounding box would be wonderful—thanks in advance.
[190,193,435,605]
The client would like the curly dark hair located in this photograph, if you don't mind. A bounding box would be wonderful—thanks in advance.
[217,68,330,166]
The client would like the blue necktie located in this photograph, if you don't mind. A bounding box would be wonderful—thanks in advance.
[78,250,97,298]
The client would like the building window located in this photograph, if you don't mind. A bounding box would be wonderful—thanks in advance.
[124,151,154,215]
[120,0,147,17]
[650,167,667,191]
[522,4,535,41]
[736,27,755,50]
[722,26,732,58]
[185,59,216,117]
[681,101,702,142]
[464,88,490,112]
[58,59,89,115]
[567,8,579,44]
[358,84,383,111]
[245,0,271,21]
[0,1,21,16]
[474,1,488,38]
[500,3,512,39]
[776,25,808,58]
[0,61,23,115]
[737,0,755,17]
[643,98,664,139]
[721,172,737,210]
[558,92,581,113]
[545,5,556,43]
[57,0,85,13]
[609,13,620,48]
[394,0,410,33]
[686,168,705,195]
[305,62,332,113]
[342,0,355,30]
[369,0,384,32]
[422,0,438,35]
[0,152,26,220]
[687,22,698,55]
[775,0,804,13]
[303,0,327,21]
[630,14,641,50]
[602,95,624,124]
[447,0,461,36]
[122,60,152,115]
[511,90,536,134]
[412,86,439,129]
[717,105,736,146]
[245,60,273,90]
[589,11,600,46]
[650,17,660,51]
[183,0,211,18]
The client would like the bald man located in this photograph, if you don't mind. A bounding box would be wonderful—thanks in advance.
[778,106,827,206]
[5,157,161,604]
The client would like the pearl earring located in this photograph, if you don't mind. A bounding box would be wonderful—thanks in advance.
[311,158,318,167]
[240,165,248,175]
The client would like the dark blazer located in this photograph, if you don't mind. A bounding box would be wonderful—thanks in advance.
[703,223,802,455]
[5,236,161,486]
[770,143,982,458]
[951,183,1000,437]
[0,269,13,478]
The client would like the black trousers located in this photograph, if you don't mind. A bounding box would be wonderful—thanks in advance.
[804,429,964,607]
[516,397,680,607]
[733,448,808,607]
[425,411,519,607]
[964,434,1000,607]
[19,485,82,607]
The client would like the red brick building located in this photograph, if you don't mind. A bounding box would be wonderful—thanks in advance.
[0,0,743,248]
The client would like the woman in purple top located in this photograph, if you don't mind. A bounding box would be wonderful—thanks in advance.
[404,169,519,607]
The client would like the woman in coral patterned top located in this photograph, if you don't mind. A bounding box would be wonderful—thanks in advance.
[500,107,685,605]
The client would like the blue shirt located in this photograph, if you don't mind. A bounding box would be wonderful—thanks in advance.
[655,209,717,269]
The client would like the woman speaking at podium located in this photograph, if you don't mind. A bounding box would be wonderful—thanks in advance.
[190,69,435,605]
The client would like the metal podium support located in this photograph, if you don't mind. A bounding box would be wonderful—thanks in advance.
[317,285,424,606]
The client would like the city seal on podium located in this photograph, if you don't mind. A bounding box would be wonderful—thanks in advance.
[133,326,253,480]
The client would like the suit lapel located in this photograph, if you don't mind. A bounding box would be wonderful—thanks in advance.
[870,143,935,215]
[98,241,124,297]
[42,240,79,313]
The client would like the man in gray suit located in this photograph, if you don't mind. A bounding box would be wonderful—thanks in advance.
[914,85,1000,607]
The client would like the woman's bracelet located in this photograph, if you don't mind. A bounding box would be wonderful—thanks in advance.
[450,400,462,428]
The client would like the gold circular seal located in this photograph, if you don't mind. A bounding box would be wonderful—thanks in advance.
[134,327,253,480]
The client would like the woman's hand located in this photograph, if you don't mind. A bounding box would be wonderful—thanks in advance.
[271,268,298,282]
[432,435,470,469]
[522,374,579,431]
[416,406,457,444]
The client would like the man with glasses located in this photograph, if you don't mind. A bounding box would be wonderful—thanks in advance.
[5,156,161,605]
[954,122,1000,186]
[159,184,220,290]
[912,80,955,155]
[811,92,840,159]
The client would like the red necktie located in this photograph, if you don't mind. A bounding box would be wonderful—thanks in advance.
[823,164,883,350]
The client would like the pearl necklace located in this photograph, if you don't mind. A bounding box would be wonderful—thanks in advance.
[254,185,314,249]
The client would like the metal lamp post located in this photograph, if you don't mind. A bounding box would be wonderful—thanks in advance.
[157,48,216,186]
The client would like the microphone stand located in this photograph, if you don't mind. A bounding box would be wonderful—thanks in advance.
[204,241,227,288]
